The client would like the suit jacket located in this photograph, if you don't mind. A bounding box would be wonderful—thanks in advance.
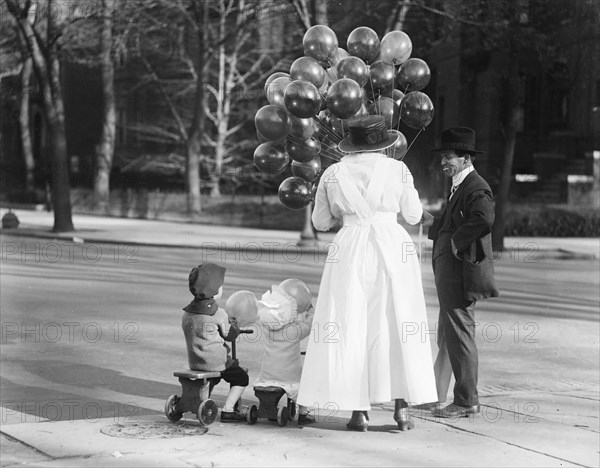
[429,170,499,301]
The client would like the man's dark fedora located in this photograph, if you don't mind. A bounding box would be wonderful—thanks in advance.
[434,127,485,155]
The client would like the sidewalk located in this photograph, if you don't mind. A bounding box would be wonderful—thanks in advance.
[1,208,599,468]
[1,208,598,259]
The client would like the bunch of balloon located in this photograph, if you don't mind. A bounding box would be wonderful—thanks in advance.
[254,25,435,210]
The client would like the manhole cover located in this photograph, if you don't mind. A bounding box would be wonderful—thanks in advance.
[101,421,208,439]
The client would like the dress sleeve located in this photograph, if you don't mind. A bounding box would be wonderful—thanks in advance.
[311,165,339,231]
[397,161,423,225]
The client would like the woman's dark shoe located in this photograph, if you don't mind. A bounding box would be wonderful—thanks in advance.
[346,410,368,432]
[394,399,415,431]
[298,413,316,425]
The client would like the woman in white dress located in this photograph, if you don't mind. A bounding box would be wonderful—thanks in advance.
[297,115,437,432]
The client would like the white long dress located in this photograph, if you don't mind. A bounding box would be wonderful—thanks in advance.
[297,153,437,411]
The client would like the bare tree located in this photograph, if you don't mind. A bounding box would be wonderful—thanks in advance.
[5,0,74,231]
[19,55,35,191]
[93,0,116,212]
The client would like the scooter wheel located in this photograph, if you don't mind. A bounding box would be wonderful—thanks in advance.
[288,400,297,421]
[247,404,258,425]
[277,406,289,427]
[197,399,218,426]
[165,395,183,422]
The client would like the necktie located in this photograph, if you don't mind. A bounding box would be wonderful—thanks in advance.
[449,185,458,200]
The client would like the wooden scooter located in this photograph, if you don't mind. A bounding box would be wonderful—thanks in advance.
[164,329,255,427]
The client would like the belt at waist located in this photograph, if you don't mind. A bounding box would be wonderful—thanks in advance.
[343,212,396,227]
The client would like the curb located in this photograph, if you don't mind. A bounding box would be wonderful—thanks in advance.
[0,227,339,255]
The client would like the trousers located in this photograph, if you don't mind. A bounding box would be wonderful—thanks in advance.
[433,235,479,407]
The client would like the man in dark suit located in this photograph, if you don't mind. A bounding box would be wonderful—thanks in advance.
[428,127,499,418]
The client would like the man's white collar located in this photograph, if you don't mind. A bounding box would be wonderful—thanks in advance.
[452,165,475,188]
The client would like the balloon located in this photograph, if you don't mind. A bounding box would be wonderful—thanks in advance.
[330,47,349,68]
[392,89,405,108]
[310,182,318,201]
[368,60,396,96]
[255,105,290,141]
[286,136,321,163]
[388,130,408,159]
[279,278,312,313]
[290,56,326,88]
[257,130,285,145]
[337,56,369,87]
[278,177,312,210]
[396,58,431,92]
[303,25,338,63]
[253,142,290,175]
[225,290,258,326]
[288,115,316,140]
[327,113,348,136]
[324,67,338,86]
[326,78,363,119]
[400,91,434,129]
[266,76,291,107]
[291,157,321,182]
[379,31,412,65]
[368,96,399,129]
[264,72,290,96]
[347,26,380,63]
[284,80,322,118]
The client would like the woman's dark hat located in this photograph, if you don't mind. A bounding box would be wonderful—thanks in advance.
[338,115,399,153]
[183,263,226,313]
[434,127,484,155]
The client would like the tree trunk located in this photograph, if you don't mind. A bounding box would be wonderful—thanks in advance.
[186,129,202,214]
[94,0,116,213]
[19,56,35,192]
[210,7,227,199]
[185,2,207,215]
[6,0,74,231]
[492,51,520,251]
[296,5,327,242]
[211,128,224,197]
[47,53,74,232]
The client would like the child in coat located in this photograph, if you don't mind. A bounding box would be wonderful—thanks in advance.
[181,262,249,422]
[253,280,315,425]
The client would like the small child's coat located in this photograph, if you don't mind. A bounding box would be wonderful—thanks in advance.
[253,285,314,400]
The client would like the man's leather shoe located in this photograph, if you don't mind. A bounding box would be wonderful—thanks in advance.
[432,403,480,418]
[346,410,368,432]
[220,410,245,422]
[412,401,443,411]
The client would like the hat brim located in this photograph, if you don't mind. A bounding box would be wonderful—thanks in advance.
[433,146,485,155]
[338,130,399,154]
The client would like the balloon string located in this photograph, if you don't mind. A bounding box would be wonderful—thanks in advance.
[312,118,341,141]
[326,59,337,81]
[316,141,344,162]
[284,133,342,162]
[401,127,424,161]
[312,117,343,143]
[368,78,379,115]
[285,128,343,162]
[318,151,342,162]
[311,116,339,139]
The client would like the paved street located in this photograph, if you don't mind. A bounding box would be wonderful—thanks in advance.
[0,228,599,467]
